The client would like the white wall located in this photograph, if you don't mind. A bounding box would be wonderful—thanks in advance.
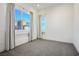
[39,4,74,43]
[0,4,7,52]
[73,4,79,53]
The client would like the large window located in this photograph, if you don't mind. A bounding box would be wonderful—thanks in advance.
[40,16,46,32]
[15,8,31,31]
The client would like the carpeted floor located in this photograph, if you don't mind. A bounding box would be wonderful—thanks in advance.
[0,39,79,56]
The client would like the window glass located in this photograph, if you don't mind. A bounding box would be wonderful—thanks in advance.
[41,16,46,32]
[22,11,31,31]
[15,8,31,32]
[15,9,22,30]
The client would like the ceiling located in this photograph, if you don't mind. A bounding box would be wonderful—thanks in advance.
[31,3,60,10]
[15,3,61,11]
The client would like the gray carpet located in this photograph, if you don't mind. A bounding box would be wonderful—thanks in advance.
[0,39,79,56]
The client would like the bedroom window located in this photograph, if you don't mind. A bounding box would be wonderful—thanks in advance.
[15,8,31,32]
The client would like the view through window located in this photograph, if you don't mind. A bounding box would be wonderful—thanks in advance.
[15,8,31,32]
[41,16,46,32]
